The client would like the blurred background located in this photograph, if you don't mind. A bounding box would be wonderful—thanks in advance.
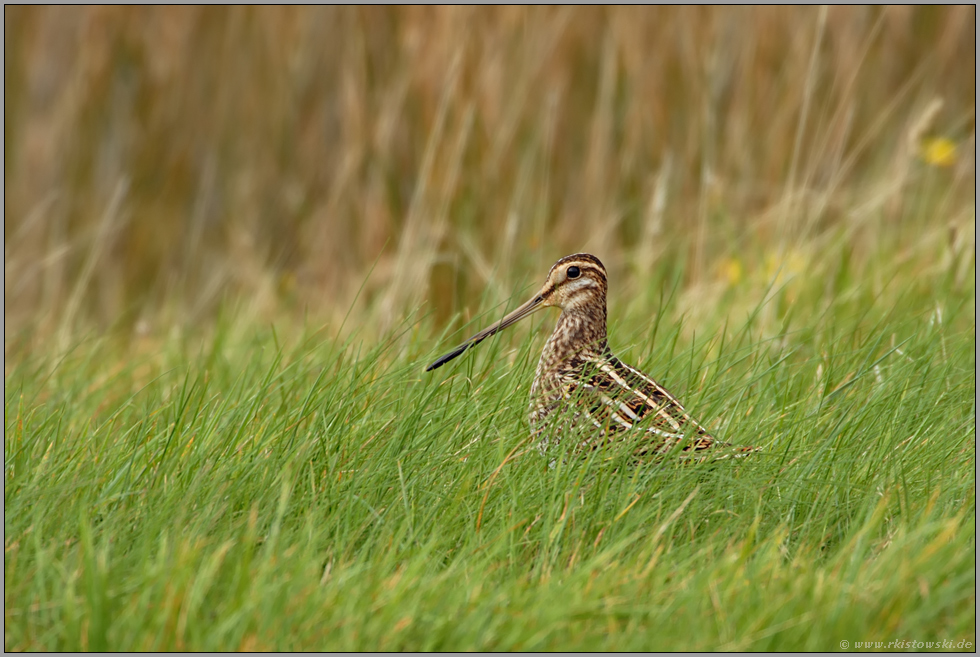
[4,6,975,345]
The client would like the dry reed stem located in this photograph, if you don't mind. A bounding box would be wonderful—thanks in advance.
[2,6,974,340]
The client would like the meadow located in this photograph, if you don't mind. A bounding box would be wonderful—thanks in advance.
[4,6,976,651]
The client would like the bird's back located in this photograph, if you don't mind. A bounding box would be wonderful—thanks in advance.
[530,347,720,457]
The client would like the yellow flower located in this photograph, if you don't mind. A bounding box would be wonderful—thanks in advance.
[719,257,743,285]
[921,137,956,168]
[764,250,807,284]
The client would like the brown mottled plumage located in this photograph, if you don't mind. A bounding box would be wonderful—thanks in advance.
[427,254,756,459]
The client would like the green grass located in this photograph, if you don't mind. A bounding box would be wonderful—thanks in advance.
[4,239,975,651]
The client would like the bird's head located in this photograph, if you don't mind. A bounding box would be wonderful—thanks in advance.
[426,253,608,371]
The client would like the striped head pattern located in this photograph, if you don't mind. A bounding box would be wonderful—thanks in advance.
[425,253,609,371]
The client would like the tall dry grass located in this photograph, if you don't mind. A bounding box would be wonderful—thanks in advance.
[3,6,975,342]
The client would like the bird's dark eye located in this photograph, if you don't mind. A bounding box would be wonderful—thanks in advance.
[567,266,580,279]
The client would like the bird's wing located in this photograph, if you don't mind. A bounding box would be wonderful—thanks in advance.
[555,354,720,452]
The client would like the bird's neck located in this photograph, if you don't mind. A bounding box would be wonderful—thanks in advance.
[531,303,609,402]
[546,303,609,362]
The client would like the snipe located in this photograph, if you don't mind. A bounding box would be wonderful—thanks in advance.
[427,254,756,459]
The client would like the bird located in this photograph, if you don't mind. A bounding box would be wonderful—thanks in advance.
[426,253,757,459]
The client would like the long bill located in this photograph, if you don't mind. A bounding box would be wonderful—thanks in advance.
[426,291,548,371]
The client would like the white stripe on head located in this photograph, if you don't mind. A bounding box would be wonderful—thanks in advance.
[565,276,598,293]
